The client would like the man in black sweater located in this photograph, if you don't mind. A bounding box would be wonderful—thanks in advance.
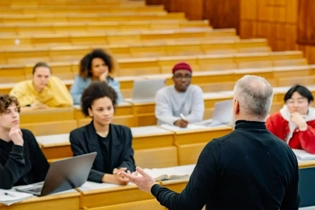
[0,95,49,189]
[125,75,300,210]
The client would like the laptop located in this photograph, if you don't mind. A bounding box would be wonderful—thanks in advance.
[132,78,166,102]
[16,152,96,196]
[197,99,233,127]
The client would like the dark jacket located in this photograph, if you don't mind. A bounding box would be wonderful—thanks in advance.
[152,120,300,210]
[70,121,135,182]
[0,129,49,189]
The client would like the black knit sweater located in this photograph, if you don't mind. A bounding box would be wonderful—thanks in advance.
[0,129,49,189]
[151,120,300,210]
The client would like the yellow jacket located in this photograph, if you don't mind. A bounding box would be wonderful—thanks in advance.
[10,76,73,107]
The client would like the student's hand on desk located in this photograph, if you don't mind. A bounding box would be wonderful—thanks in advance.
[113,167,127,175]
[9,126,24,146]
[174,119,188,128]
[31,101,49,109]
[102,173,129,185]
[290,112,307,131]
[123,166,155,194]
[102,167,129,185]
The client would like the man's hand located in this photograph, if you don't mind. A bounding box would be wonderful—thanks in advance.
[290,112,307,131]
[9,126,23,146]
[174,119,188,128]
[123,166,156,193]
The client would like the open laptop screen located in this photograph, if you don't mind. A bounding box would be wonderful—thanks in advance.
[16,152,96,196]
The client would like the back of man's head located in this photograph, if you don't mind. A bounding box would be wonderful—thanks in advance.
[233,75,273,121]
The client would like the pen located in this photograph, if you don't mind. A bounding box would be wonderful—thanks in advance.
[4,192,15,197]
[180,113,187,120]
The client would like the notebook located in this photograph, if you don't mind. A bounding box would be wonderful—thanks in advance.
[132,78,166,102]
[0,189,33,206]
[143,168,190,181]
[197,99,233,127]
[16,152,96,196]
[292,149,315,160]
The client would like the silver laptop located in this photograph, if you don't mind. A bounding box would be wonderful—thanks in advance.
[198,99,233,127]
[132,78,166,102]
[16,152,96,196]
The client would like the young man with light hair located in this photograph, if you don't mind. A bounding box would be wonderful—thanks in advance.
[125,75,300,210]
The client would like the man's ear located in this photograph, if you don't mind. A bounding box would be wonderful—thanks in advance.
[88,108,93,118]
[233,98,240,115]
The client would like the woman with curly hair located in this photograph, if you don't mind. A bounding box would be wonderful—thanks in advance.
[70,49,123,105]
[70,81,135,185]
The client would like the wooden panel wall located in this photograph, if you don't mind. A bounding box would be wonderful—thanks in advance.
[297,0,315,63]
[240,0,315,63]
[240,0,298,51]
[145,0,163,5]
[146,0,203,20]
[145,0,315,63]
[204,0,240,34]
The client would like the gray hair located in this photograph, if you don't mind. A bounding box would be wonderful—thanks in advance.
[234,75,273,120]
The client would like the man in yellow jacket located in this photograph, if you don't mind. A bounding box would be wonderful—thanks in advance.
[10,62,73,108]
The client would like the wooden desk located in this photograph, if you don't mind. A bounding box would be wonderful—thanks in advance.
[21,120,77,136]
[76,164,195,209]
[36,134,71,160]
[0,83,15,94]
[20,107,75,123]
[169,125,232,145]
[135,146,179,168]
[160,125,232,165]
[77,164,194,210]
[131,101,156,126]
[78,182,161,210]
[131,126,174,149]
[0,190,80,210]
[299,160,315,169]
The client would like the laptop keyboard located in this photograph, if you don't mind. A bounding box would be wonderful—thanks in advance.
[27,187,42,193]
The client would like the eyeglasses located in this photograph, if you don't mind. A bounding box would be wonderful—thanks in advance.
[173,74,192,79]
[286,99,308,106]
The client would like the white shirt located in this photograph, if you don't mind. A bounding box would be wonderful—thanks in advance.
[155,85,204,125]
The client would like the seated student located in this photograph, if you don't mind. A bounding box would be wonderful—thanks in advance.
[10,62,73,108]
[155,62,204,128]
[70,49,123,105]
[0,95,49,189]
[266,84,315,154]
[69,81,135,185]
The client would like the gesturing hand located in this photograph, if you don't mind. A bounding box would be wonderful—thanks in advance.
[123,166,156,193]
